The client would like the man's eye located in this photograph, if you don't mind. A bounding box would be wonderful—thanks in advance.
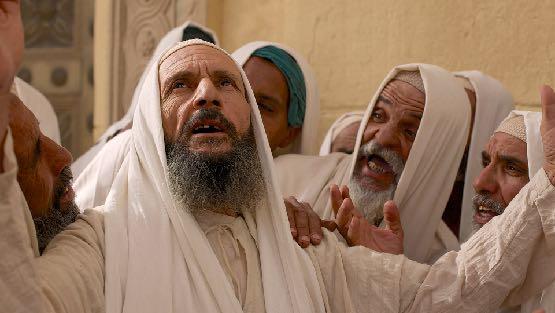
[371,111,384,122]
[173,81,186,89]
[258,103,274,113]
[220,78,233,87]
[405,129,417,140]
[482,159,490,168]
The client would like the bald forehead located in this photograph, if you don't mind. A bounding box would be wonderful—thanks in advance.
[9,97,39,135]
[159,45,245,92]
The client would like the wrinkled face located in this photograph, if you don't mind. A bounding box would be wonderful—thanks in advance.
[243,55,300,152]
[160,45,250,154]
[9,96,75,218]
[354,79,425,192]
[330,121,360,154]
[472,132,529,228]
[0,0,24,92]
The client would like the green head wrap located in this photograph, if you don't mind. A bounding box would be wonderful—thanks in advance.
[252,46,306,127]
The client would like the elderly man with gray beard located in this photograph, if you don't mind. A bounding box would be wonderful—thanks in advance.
[277,64,466,263]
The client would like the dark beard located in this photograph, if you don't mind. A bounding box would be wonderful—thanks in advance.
[165,111,265,217]
[33,166,79,254]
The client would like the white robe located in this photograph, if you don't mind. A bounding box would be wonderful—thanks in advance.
[277,63,468,264]
[12,77,61,145]
[455,71,514,242]
[232,41,320,156]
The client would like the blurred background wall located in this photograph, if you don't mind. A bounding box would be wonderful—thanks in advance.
[18,0,555,157]
[206,0,555,143]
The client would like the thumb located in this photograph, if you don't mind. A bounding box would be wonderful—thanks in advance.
[383,200,403,238]
[540,85,555,124]
[321,219,337,232]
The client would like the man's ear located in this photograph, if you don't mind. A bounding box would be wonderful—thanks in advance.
[278,126,302,149]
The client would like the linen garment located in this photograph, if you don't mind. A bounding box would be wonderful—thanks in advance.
[12,77,61,144]
[319,111,364,156]
[455,71,514,242]
[277,64,468,264]
[71,21,219,176]
[232,41,320,156]
[4,42,555,313]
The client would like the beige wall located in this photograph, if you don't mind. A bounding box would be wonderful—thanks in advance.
[207,0,555,144]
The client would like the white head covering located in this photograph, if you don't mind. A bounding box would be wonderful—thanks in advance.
[319,111,364,156]
[103,40,325,313]
[232,41,320,155]
[454,71,514,242]
[12,77,61,145]
[348,64,471,263]
[71,21,219,176]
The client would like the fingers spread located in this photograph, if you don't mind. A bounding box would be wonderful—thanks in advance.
[336,198,355,238]
[340,185,350,200]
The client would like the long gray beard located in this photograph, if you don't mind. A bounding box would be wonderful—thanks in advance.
[349,140,405,226]
[33,202,79,254]
[166,126,265,217]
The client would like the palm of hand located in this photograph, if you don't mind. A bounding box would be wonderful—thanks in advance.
[347,218,404,255]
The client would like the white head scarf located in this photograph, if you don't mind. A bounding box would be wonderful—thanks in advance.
[103,40,325,313]
[232,41,320,155]
[347,64,471,263]
[454,71,514,242]
[319,111,364,156]
[71,21,219,176]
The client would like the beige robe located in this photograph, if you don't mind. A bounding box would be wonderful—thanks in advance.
[3,145,555,312]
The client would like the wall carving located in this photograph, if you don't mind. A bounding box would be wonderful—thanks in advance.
[21,0,74,48]
[19,0,95,157]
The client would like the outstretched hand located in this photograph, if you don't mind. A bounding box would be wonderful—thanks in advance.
[330,184,404,254]
[284,196,336,248]
[540,85,555,186]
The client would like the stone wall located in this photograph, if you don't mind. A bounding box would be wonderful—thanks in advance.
[207,0,555,144]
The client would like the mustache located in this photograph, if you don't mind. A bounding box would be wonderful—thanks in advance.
[181,108,238,141]
[472,193,506,215]
[358,140,405,177]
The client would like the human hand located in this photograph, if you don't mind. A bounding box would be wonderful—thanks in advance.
[284,196,336,248]
[330,184,404,254]
[540,85,555,186]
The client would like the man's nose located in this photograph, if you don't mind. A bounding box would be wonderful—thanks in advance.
[193,78,221,108]
[44,136,72,178]
[372,123,401,152]
[473,165,498,195]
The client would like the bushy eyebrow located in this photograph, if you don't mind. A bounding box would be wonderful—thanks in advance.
[497,154,528,169]
[377,95,392,105]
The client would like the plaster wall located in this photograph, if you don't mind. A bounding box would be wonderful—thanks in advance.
[207,0,555,144]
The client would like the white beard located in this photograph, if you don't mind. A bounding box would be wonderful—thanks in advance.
[348,178,396,226]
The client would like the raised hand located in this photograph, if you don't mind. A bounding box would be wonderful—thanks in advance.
[330,184,404,254]
[541,85,555,186]
[284,196,336,248]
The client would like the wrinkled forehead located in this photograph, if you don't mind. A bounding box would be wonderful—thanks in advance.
[158,44,246,91]
[487,132,527,159]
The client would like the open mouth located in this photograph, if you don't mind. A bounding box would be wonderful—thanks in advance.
[191,120,226,135]
[366,154,393,174]
[473,205,499,225]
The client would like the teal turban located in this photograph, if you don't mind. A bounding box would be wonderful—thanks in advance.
[252,46,306,127]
